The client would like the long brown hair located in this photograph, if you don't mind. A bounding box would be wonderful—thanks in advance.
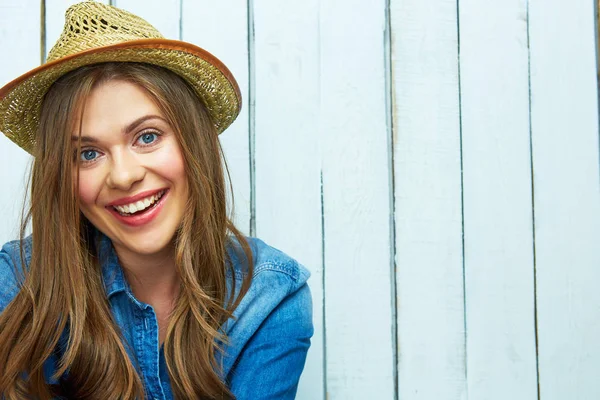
[0,63,253,399]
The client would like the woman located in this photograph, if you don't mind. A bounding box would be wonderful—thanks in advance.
[0,2,312,399]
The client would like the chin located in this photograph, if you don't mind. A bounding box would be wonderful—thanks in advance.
[83,210,182,258]
[121,233,177,256]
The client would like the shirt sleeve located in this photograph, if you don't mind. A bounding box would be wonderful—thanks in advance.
[0,242,22,314]
[227,282,313,400]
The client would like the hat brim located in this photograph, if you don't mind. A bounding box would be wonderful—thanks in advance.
[0,39,241,154]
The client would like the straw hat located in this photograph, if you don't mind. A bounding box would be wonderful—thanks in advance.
[0,0,241,154]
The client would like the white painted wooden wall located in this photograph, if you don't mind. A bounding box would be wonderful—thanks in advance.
[1,0,599,399]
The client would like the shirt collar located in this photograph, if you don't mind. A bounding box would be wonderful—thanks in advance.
[97,232,127,298]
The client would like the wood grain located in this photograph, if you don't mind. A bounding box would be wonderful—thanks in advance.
[115,0,180,39]
[0,0,39,244]
[181,0,251,235]
[252,1,324,398]
[320,0,395,397]
[390,0,466,398]
[530,0,600,398]
[459,0,538,398]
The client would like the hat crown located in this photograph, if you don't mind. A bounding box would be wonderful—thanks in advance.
[47,1,164,62]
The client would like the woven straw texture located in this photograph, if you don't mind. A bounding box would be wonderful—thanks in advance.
[0,1,241,154]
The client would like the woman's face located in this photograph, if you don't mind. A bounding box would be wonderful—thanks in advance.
[75,79,188,259]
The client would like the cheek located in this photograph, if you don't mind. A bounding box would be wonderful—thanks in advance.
[77,171,101,207]
[153,144,187,185]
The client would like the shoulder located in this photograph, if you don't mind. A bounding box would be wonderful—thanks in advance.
[226,236,312,322]
[221,236,313,375]
[240,236,312,325]
[226,235,312,328]
[0,235,32,313]
[227,235,311,289]
[248,236,311,285]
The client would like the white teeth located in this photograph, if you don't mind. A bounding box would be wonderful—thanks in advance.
[113,190,165,215]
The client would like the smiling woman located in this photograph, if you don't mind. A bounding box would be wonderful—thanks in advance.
[73,74,189,261]
[0,2,312,400]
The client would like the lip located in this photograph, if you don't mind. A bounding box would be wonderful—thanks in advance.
[106,189,169,227]
[106,188,167,207]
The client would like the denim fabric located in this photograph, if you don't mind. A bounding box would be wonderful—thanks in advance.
[0,235,313,399]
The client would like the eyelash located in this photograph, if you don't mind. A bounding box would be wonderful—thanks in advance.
[75,129,163,165]
[135,129,161,147]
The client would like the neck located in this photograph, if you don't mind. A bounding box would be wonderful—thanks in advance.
[113,241,180,305]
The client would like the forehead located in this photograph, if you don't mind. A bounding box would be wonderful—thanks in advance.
[74,79,166,138]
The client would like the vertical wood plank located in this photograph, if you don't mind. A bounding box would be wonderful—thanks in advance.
[252,1,324,398]
[113,0,180,40]
[0,0,39,244]
[182,0,251,235]
[390,0,466,398]
[459,0,538,398]
[320,0,394,397]
[529,0,600,398]
[45,0,109,57]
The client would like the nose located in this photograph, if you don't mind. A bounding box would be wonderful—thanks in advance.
[105,151,145,191]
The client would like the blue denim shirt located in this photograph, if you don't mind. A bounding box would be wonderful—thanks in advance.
[0,235,313,399]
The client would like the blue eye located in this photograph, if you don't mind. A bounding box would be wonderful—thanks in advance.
[138,132,158,145]
[80,149,98,162]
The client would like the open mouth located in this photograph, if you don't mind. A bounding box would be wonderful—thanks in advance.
[112,189,166,217]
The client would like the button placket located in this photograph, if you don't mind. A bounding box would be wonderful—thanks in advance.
[144,306,167,399]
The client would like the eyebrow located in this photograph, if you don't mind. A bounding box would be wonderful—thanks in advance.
[71,115,168,143]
